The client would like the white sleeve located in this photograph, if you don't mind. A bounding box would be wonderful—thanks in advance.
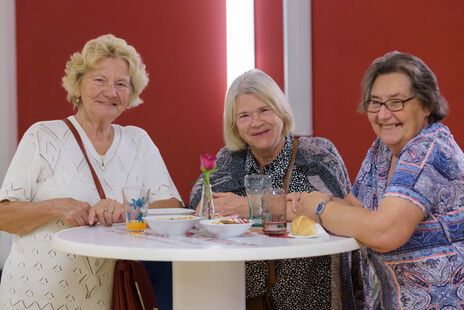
[0,125,44,202]
[141,135,183,204]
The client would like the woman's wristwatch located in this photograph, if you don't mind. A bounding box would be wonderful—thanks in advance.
[315,199,331,226]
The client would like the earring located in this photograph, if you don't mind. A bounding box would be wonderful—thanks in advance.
[75,97,81,104]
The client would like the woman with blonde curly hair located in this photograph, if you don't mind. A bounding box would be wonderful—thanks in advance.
[0,34,182,309]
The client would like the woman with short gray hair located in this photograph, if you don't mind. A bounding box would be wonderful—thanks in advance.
[359,51,448,123]
[290,51,464,309]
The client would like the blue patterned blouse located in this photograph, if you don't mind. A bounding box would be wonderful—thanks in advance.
[352,122,464,309]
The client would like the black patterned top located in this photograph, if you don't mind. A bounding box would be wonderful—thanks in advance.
[190,136,350,207]
[189,136,354,309]
[242,135,315,193]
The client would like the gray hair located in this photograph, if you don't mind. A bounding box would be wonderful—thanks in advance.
[359,51,448,123]
[223,69,295,151]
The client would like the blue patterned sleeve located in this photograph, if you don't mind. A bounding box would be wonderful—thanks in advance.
[384,124,464,214]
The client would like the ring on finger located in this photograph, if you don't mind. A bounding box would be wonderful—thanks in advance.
[104,208,111,213]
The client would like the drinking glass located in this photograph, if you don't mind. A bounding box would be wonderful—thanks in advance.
[122,186,150,234]
[244,174,272,227]
[261,188,287,235]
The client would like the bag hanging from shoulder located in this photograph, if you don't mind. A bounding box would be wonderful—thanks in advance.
[113,260,159,310]
[63,118,158,310]
[246,260,276,310]
[246,138,299,310]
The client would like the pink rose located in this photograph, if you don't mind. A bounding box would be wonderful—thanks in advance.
[200,153,217,172]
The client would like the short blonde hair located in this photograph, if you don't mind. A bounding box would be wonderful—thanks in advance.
[62,34,149,108]
[224,69,294,151]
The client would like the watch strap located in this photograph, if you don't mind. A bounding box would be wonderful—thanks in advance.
[315,199,331,226]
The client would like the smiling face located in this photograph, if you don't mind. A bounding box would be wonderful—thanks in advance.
[368,72,431,156]
[235,94,285,160]
[77,57,131,123]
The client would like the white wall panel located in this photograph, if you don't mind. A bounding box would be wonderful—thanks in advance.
[0,0,17,269]
[284,0,312,136]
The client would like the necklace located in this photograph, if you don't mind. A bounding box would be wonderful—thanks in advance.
[97,154,106,167]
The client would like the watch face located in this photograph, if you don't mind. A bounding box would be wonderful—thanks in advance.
[316,203,324,214]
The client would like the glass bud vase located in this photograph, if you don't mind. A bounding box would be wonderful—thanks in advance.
[198,183,216,220]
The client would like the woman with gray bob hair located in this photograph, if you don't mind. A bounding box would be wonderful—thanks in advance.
[191,69,355,309]
[359,51,448,123]
[223,69,294,151]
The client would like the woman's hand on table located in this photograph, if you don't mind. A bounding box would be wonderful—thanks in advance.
[287,192,302,213]
[149,197,183,209]
[52,198,93,227]
[212,192,249,217]
[88,199,125,226]
[287,191,333,220]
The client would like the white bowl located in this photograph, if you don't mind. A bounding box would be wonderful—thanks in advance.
[200,218,253,238]
[144,215,199,236]
[147,208,195,216]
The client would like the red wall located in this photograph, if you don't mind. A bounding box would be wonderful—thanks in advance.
[16,1,227,203]
[311,1,464,181]
[255,1,464,182]
[255,0,284,89]
[16,1,464,201]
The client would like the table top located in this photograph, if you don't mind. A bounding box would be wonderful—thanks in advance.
[52,223,360,262]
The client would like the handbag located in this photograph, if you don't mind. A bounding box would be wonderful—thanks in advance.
[113,260,158,310]
[246,137,299,310]
[63,118,158,310]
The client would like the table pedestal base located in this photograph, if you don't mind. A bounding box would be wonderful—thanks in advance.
[172,261,245,310]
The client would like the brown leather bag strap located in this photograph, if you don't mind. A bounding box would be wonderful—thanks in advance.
[264,260,276,309]
[63,118,106,199]
[283,137,299,193]
[262,138,298,310]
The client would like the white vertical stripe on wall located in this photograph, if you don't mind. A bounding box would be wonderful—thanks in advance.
[0,0,17,270]
[283,0,312,136]
[226,0,255,87]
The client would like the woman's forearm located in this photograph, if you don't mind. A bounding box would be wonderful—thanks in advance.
[0,197,94,235]
[149,197,183,209]
[0,200,56,235]
[315,197,422,252]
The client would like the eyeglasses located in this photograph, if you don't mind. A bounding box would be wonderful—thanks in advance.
[365,96,415,113]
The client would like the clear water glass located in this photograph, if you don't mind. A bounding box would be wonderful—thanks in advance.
[244,174,272,227]
[261,188,287,235]
[122,186,150,234]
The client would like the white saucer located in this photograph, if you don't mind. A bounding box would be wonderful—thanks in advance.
[288,223,329,238]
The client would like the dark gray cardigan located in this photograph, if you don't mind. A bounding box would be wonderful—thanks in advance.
[189,136,359,309]
[189,136,351,208]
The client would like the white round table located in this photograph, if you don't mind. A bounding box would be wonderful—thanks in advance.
[53,223,359,310]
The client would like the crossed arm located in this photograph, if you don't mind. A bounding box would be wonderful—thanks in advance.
[287,191,425,252]
[0,196,182,236]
